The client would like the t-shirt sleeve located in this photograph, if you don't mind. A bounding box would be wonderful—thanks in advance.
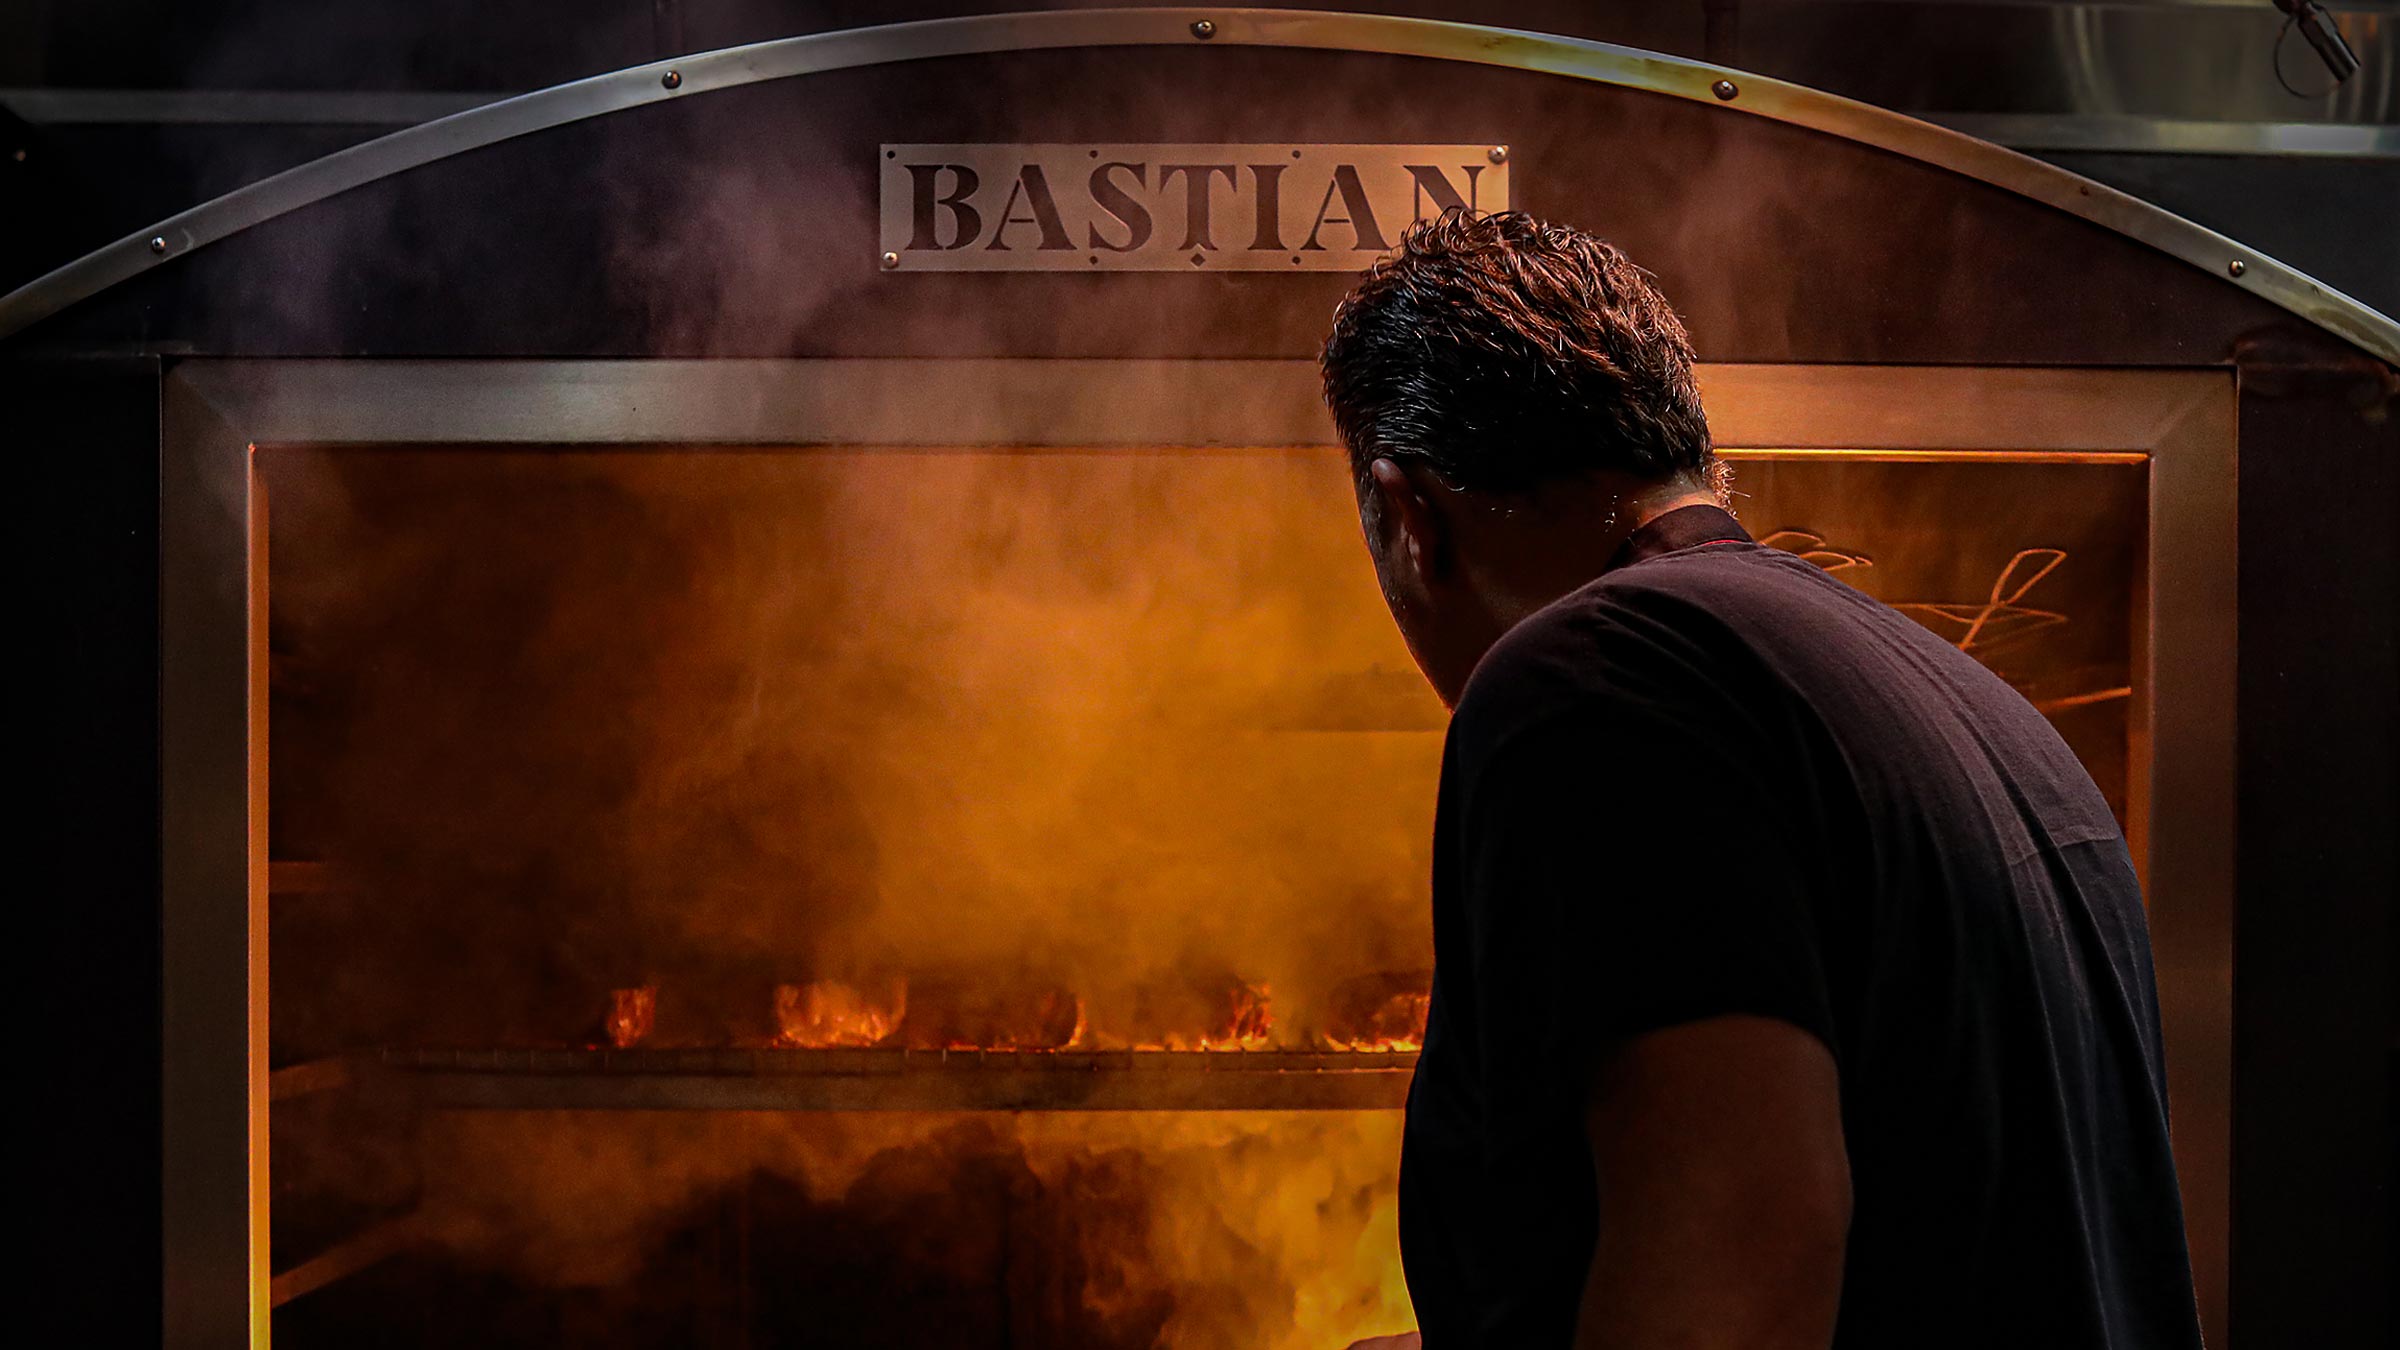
[1456,708,1839,1135]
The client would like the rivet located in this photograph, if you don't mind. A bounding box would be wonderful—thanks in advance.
[9,148,24,163]
[148,236,168,255]
[2227,259,2247,278]
[1487,145,1509,164]
[880,251,901,270]
[1190,20,1216,40]
[661,69,682,90]
[1712,79,1738,100]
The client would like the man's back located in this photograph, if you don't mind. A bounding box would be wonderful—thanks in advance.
[1399,504,2203,1348]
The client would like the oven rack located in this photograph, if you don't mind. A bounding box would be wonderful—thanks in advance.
[373,1045,1418,1111]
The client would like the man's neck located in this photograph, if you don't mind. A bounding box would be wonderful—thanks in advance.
[1474,481,1721,635]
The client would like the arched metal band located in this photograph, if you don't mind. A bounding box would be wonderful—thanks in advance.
[4,6,2393,361]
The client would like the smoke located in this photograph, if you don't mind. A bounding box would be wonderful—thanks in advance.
[260,440,1435,1343]
[264,444,1439,1055]
[363,1112,1412,1350]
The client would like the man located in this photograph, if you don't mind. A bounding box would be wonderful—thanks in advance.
[1322,211,2204,1350]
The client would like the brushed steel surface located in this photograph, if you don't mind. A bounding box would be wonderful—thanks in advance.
[3,8,2392,359]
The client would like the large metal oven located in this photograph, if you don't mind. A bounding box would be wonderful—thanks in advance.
[12,9,2394,1348]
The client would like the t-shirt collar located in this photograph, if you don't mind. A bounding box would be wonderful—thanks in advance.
[1606,502,1753,572]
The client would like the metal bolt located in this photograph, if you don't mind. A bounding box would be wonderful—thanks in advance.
[9,148,23,163]
[661,69,682,90]
[1487,145,1509,164]
[1712,79,1738,100]
[148,236,168,255]
[1191,19,1216,40]
[880,251,901,270]
[2227,259,2247,278]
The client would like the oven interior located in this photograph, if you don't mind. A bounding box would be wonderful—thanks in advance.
[260,442,2147,1346]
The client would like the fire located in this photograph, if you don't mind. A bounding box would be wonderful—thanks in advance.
[1324,991,1428,1052]
[900,981,1088,1051]
[601,986,655,1049]
[774,979,908,1048]
[1320,972,1431,1052]
[582,975,1438,1054]
[1112,976,1277,1051]
[1202,981,1274,1051]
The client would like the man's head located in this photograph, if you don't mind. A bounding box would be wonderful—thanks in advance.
[1320,210,1720,705]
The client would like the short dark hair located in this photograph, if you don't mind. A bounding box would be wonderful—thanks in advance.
[1320,210,1716,505]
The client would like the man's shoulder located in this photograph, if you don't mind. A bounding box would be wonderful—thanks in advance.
[1447,562,1713,757]
[1448,587,1618,759]
[1447,547,1849,769]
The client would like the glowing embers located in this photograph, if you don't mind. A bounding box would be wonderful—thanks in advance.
[1120,974,1275,1052]
[776,979,908,1048]
[586,977,1297,1053]
[1892,548,2071,656]
[1765,526,2074,659]
[1319,971,1432,1052]
[1213,982,1275,1051]
[1764,525,2131,713]
[1757,529,1874,574]
[1764,525,2073,651]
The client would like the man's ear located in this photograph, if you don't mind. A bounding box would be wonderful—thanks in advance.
[1368,457,1451,582]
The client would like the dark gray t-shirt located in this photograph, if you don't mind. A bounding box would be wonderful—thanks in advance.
[1399,504,2202,1349]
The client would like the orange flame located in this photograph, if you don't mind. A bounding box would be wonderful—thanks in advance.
[774,979,908,1048]
[1324,990,1429,1053]
[602,986,656,1049]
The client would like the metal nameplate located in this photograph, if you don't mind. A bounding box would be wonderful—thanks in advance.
[878,143,1510,272]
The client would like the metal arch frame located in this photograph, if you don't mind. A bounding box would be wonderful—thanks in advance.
[3,6,2396,361]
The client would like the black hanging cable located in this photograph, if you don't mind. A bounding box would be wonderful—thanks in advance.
[2270,1,2362,96]
[2275,14,2331,98]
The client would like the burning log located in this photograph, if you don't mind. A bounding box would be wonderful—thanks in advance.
[1321,971,1431,1052]
[1213,981,1274,1050]
[900,978,1087,1051]
[601,986,656,1049]
[1121,973,1275,1051]
[774,979,908,1048]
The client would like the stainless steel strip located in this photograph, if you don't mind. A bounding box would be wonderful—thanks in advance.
[1926,112,2400,157]
[2,7,2393,360]
[13,87,2387,157]
[268,1214,422,1307]
[267,1055,358,1102]
[170,358,2232,453]
[0,87,506,126]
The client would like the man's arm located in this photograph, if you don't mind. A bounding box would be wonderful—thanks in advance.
[1575,1015,1851,1350]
